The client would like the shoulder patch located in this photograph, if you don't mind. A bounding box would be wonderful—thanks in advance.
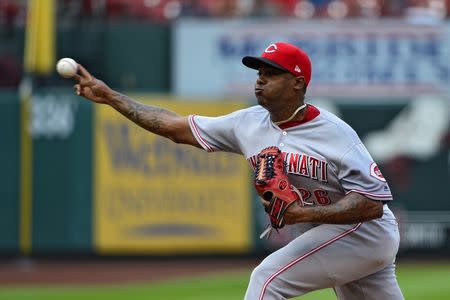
[370,162,386,182]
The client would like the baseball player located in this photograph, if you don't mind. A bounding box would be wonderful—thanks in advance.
[73,42,404,299]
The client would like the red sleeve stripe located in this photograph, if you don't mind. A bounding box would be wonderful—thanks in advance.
[258,223,362,300]
[188,115,214,152]
[345,189,392,199]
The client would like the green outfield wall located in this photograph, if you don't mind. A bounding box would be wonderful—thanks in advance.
[30,90,93,254]
[1,22,171,93]
[1,90,449,256]
[0,91,20,254]
[55,22,171,92]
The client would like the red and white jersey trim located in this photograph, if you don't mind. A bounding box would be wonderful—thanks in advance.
[258,223,362,300]
[188,115,214,152]
[345,189,392,200]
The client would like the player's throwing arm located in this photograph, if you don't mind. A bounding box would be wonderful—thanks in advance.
[59,59,200,148]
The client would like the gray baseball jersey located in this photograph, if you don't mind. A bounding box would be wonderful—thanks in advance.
[189,104,404,300]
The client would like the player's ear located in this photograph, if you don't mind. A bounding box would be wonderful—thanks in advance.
[293,76,305,92]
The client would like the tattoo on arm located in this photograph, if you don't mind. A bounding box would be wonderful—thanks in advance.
[302,193,383,224]
[127,100,164,131]
[110,92,179,136]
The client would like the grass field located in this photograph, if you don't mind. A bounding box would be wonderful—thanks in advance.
[0,262,449,300]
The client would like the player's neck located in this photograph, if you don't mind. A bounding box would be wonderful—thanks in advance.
[273,103,307,125]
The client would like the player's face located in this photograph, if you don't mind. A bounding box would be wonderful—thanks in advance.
[254,65,297,111]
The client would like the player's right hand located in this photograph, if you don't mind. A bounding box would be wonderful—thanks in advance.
[73,64,113,104]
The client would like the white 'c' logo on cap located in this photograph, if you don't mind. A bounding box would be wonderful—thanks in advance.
[265,44,277,53]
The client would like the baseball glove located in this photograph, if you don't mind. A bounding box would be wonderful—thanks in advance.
[254,146,303,238]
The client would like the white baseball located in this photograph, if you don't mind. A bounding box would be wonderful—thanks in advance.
[56,58,78,78]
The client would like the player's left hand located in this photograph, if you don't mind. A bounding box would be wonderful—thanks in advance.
[260,199,305,225]
[254,146,305,230]
[283,201,306,224]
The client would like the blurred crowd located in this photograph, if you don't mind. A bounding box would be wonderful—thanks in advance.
[100,0,450,21]
[1,0,450,25]
[0,0,449,88]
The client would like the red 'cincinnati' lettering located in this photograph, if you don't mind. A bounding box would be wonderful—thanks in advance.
[247,151,328,182]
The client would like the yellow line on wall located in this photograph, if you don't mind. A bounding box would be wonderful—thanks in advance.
[19,81,33,255]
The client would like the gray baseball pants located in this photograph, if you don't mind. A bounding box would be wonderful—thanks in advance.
[244,216,404,299]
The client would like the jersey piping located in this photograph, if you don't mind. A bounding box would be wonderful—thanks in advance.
[189,115,214,152]
[345,190,392,200]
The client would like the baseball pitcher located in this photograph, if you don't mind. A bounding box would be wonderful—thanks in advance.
[73,42,404,300]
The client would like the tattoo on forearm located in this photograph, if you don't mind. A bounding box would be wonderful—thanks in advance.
[111,92,177,134]
[127,100,163,131]
[305,193,382,224]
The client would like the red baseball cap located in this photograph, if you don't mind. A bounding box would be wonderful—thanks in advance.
[242,42,312,86]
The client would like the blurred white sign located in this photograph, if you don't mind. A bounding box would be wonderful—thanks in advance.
[174,20,450,99]
[31,94,78,139]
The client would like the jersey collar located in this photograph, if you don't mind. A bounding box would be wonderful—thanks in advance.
[278,104,320,130]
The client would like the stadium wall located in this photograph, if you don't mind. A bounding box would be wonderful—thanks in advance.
[1,20,449,257]
[2,90,449,256]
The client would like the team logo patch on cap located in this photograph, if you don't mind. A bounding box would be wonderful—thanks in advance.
[370,162,386,182]
[265,44,278,53]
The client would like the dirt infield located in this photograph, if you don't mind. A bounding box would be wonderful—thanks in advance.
[0,257,260,286]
